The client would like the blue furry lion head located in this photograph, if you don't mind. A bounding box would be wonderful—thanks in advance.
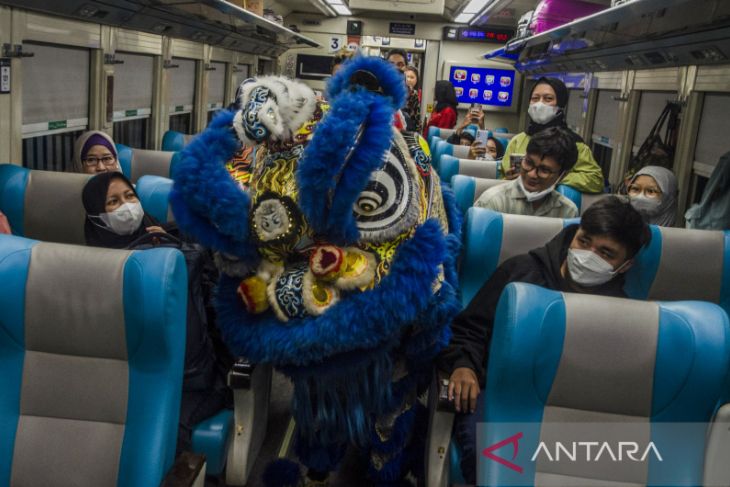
[326,54,407,111]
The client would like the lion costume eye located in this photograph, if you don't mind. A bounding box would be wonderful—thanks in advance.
[353,147,418,242]
[355,192,383,215]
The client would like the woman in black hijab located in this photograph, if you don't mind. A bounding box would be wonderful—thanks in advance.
[82,172,165,248]
[500,76,604,193]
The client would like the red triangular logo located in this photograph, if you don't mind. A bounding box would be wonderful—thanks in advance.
[481,432,524,474]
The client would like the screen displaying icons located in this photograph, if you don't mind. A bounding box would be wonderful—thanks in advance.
[448,65,516,107]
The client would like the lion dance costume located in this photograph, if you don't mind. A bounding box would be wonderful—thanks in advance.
[171,56,461,485]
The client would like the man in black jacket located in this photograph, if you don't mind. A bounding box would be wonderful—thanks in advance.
[438,196,650,483]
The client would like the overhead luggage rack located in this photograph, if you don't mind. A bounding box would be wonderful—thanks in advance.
[0,0,320,56]
[162,0,320,48]
[482,0,730,74]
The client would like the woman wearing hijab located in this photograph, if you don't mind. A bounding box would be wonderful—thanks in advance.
[82,171,165,248]
[627,166,678,226]
[424,80,458,134]
[501,77,604,194]
[83,171,229,454]
[73,130,121,174]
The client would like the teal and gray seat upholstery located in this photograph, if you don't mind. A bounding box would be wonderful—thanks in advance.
[162,131,194,152]
[459,207,574,305]
[135,175,175,224]
[431,140,472,171]
[557,184,611,215]
[439,156,500,184]
[451,175,508,215]
[116,145,178,184]
[624,225,730,313]
[0,234,188,486]
[0,165,171,243]
[0,164,91,244]
[461,207,730,311]
[451,174,606,215]
[480,282,730,485]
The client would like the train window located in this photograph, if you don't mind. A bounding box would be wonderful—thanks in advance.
[22,43,90,171]
[22,130,84,172]
[231,64,251,105]
[168,58,196,132]
[169,113,192,134]
[113,52,154,148]
[565,89,583,134]
[113,118,148,150]
[632,91,675,152]
[258,58,274,75]
[590,90,620,179]
[695,93,730,167]
[207,61,226,124]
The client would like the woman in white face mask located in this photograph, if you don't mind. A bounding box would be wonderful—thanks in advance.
[82,172,166,248]
[500,77,604,194]
[627,166,678,227]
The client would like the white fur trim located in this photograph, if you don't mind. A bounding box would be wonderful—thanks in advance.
[238,76,316,143]
[232,110,256,146]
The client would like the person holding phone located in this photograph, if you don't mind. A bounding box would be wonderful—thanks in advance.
[501,77,603,194]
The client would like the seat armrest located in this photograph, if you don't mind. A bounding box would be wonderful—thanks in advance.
[161,452,206,487]
[704,403,730,485]
[426,370,456,487]
[227,358,255,389]
[226,361,273,486]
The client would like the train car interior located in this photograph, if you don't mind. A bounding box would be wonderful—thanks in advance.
[2,0,730,486]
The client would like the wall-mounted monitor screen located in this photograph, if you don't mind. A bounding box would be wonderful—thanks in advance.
[444,62,521,112]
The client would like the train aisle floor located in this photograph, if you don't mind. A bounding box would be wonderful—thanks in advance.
[217,370,372,487]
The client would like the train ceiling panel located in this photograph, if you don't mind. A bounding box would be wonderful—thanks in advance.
[0,0,319,56]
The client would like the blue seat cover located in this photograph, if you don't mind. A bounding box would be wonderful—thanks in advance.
[191,409,234,475]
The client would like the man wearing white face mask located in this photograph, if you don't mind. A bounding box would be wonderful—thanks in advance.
[437,196,650,484]
[475,126,579,218]
[500,77,604,194]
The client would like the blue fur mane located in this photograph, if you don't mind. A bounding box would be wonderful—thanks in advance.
[326,55,407,110]
[296,88,394,244]
[170,110,257,259]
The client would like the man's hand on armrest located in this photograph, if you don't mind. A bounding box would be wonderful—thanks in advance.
[448,367,480,414]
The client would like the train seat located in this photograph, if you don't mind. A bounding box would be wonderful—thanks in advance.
[427,127,455,141]
[432,140,472,171]
[624,225,730,313]
[460,207,730,312]
[162,131,194,152]
[0,165,170,243]
[439,155,500,184]
[451,175,509,215]
[477,282,730,485]
[116,144,178,183]
[0,164,90,244]
[135,175,174,224]
[451,174,606,215]
[459,207,574,306]
[557,184,611,215]
[0,234,200,486]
